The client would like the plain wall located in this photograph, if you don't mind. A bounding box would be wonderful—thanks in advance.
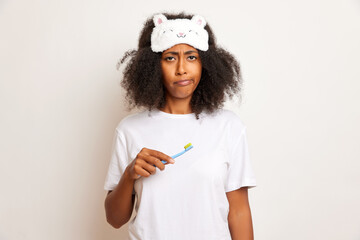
[1,0,359,239]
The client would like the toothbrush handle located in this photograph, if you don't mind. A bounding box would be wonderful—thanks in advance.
[159,150,186,164]
[171,150,186,159]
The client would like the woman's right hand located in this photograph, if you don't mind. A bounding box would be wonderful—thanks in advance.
[126,148,175,180]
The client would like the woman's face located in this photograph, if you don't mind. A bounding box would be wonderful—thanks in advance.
[160,44,202,101]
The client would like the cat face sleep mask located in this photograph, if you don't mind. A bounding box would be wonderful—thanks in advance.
[150,14,209,52]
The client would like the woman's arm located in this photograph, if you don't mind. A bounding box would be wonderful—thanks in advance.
[104,148,174,229]
[104,167,136,228]
[226,187,254,240]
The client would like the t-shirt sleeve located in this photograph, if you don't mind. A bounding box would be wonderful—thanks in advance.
[225,126,257,192]
[104,128,135,194]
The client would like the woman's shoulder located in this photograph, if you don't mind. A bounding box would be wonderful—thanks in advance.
[204,108,247,135]
[208,108,246,125]
[115,110,150,132]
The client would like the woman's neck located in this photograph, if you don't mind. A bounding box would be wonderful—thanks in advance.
[159,97,193,114]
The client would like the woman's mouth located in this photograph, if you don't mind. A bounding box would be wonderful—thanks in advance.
[175,79,192,86]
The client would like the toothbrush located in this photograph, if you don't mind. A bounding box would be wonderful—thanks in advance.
[170,143,193,160]
[158,143,193,165]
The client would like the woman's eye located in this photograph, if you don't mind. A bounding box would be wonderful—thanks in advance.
[165,56,175,61]
[188,56,197,60]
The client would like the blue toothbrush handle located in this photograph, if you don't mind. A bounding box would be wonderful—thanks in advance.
[159,150,185,164]
[171,150,186,159]
[157,145,193,165]
[159,153,182,164]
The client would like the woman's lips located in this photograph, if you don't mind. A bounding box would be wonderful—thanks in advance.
[175,80,192,86]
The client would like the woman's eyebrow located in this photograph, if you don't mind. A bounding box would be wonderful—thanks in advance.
[163,50,199,55]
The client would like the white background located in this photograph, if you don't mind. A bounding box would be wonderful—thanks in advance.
[1,0,359,239]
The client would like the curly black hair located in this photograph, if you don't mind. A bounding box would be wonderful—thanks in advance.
[118,12,242,120]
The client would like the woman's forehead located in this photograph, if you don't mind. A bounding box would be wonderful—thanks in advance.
[162,44,198,54]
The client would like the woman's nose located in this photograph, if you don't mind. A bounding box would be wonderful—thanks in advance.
[176,58,186,75]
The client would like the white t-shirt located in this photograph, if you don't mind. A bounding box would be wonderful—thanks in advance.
[104,108,256,240]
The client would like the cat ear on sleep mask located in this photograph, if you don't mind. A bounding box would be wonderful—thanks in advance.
[150,13,209,52]
[153,14,168,27]
[191,15,206,28]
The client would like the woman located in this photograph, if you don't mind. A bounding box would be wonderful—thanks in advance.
[104,12,257,240]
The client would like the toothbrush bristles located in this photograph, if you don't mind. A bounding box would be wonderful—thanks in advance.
[184,143,192,149]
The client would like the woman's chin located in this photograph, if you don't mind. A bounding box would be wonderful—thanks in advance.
[167,91,194,100]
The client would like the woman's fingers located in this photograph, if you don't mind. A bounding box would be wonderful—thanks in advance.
[137,158,157,174]
[147,149,175,165]
[132,148,175,179]
[139,148,174,166]
[134,163,152,177]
